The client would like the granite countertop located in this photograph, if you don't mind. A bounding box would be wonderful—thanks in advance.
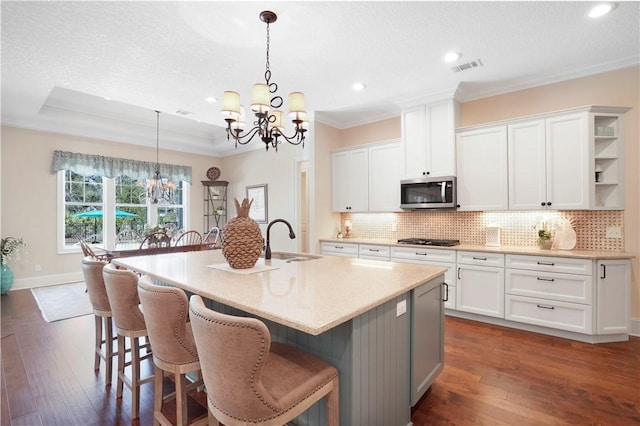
[112,250,446,336]
[320,238,635,260]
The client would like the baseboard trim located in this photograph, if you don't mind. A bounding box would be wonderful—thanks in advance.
[631,317,640,337]
[9,271,84,291]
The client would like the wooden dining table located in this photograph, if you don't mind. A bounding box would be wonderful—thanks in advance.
[102,241,217,258]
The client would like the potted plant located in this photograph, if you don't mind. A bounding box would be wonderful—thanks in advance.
[1,237,27,294]
[534,224,553,249]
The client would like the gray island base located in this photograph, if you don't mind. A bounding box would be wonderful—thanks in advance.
[112,250,446,425]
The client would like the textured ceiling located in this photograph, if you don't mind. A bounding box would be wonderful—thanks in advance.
[1,1,639,157]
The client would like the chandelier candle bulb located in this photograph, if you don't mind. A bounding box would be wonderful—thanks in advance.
[251,83,271,113]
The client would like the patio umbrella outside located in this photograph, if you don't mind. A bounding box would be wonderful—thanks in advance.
[72,210,137,242]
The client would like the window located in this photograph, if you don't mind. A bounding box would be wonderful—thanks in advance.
[59,171,190,251]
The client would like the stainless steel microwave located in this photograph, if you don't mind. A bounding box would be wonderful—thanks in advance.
[400,176,457,209]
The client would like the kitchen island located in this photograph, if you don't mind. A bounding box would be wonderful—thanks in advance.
[112,250,447,425]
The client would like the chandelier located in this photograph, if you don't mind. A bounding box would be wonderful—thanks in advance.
[221,10,308,152]
[139,111,176,204]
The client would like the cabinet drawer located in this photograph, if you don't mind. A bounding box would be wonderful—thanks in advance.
[391,246,456,263]
[359,244,390,260]
[457,251,505,267]
[320,242,358,257]
[506,255,591,275]
[505,295,592,334]
[506,269,593,304]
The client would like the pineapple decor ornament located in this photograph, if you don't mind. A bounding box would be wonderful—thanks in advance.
[222,198,264,269]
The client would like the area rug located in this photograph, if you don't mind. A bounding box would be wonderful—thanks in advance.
[31,282,93,322]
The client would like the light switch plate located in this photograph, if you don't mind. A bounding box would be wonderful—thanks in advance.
[396,300,407,317]
[606,226,622,239]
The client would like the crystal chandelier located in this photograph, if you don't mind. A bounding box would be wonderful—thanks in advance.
[221,11,308,152]
[139,111,176,204]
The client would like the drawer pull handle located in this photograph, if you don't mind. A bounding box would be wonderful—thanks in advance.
[335,246,344,249]
[536,304,555,310]
[370,249,379,252]
[537,261,555,266]
[443,283,449,302]
[536,277,555,282]
[472,256,487,261]
[416,252,428,256]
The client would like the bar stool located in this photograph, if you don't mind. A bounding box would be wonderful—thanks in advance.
[137,276,207,426]
[81,256,116,386]
[188,295,340,425]
[102,263,154,419]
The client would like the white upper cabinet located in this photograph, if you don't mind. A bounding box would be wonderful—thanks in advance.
[545,113,590,210]
[508,113,590,210]
[369,141,402,212]
[456,126,508,211]
[331,148,369,212]
[402,99,459,179]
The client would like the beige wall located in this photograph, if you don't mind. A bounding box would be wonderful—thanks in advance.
[0,126,222,286]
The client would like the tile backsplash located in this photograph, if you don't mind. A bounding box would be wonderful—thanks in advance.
[340,210,624,251]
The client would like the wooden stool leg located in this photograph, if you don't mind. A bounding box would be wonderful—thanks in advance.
[131,336,141,419]
[94,315,102,371]
[176,372,187,426]
[104,316,114,386]
[153,364,163,426]
[116,335,125,399]
[326,377,339,426]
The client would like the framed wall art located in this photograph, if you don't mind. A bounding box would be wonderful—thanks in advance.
[246,184,268,223]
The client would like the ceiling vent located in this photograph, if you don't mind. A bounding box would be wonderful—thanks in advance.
[451,58,483,73]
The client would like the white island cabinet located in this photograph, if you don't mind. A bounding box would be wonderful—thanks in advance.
[112,250,446,426]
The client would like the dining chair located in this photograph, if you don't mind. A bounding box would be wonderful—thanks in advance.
[203,227,221,249]
[102,263,154,420]
[188,295,340,426]
[137,277,207,426]
[175,230,203,248]
[81,256,117,386]
[140,231,172,249]
[78,235,113,262]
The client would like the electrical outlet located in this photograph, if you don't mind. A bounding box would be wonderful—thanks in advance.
[391,222,397,232]
[396,300,407,317]
[606,226,622,239]
[35,264,42,272]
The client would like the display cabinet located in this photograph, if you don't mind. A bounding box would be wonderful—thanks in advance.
[202,180,228,234]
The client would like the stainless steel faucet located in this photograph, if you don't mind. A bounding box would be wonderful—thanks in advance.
[265,219,296,259]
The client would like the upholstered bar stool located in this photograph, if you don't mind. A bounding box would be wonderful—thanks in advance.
[188,295,340,426]
[137,277,207,426]
[81,256,116,386]
[102,263,154,420]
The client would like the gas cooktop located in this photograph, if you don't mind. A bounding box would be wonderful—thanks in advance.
[397,238,460,247]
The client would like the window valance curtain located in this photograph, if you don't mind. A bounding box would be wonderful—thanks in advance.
[51,150,192,184]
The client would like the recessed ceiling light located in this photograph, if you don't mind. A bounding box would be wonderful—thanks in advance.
[588,2,616,18]
[352,82,367,91]
[443,51,461,63]
[205,96,217,103]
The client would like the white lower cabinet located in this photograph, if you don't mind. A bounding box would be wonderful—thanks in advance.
[456,251,505,318]
[596,259,631,334]
[505,255,594,334]
[359,244,390,261]
[391,246,457,310]
[320,242,358,258]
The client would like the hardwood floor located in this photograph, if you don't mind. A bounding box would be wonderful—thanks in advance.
[2,288,639,425]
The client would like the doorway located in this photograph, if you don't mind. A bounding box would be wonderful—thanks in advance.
[296,160,310,253]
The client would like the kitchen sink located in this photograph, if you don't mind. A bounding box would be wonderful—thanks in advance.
[262,252,321,262]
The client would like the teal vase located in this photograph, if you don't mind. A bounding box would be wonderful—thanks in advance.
[1,263,14,295]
